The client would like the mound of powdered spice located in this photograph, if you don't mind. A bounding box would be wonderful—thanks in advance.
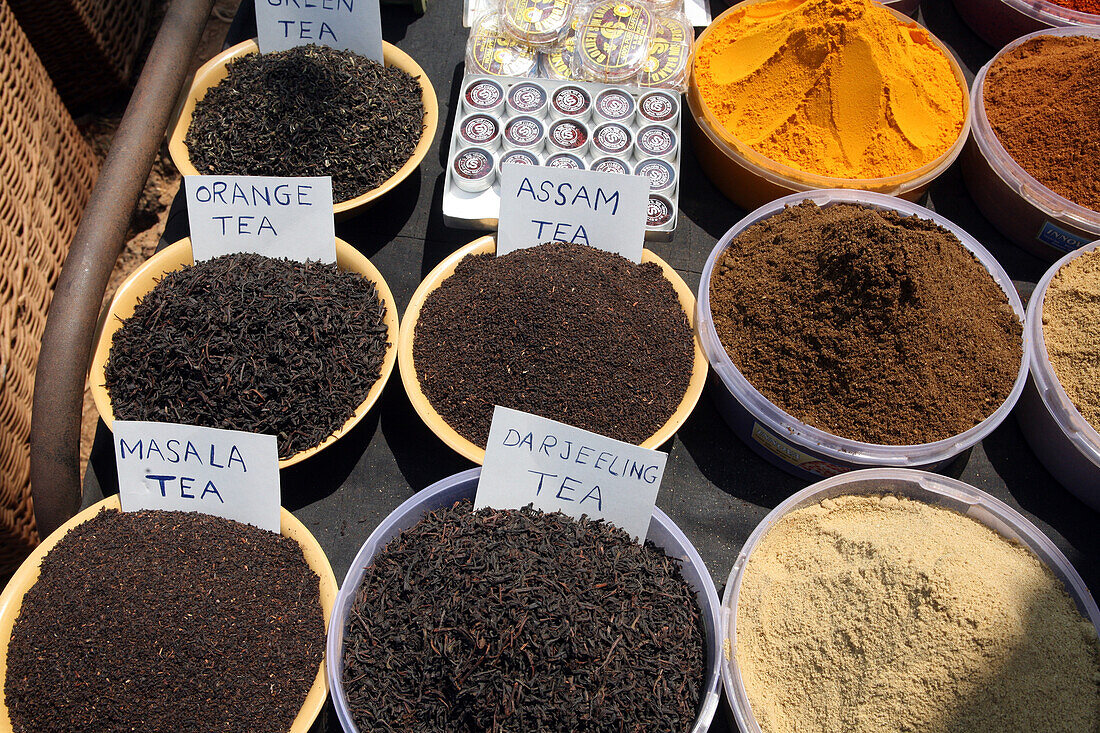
[709,202,1022,444]
[342,501,707,731]
[1043,248,1100,431]
[413,242,695,447]
[5,509,325,733]
[735,494,1100,733]
[984,35,1100,211]
[104,252,389,458]
[186,44,425,202]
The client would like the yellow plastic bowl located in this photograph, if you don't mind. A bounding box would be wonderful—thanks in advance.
[168,39,438,221]
[398,237,709,464]
[686,0,970,210]
[0,496,338,733]
[89,237,400,468]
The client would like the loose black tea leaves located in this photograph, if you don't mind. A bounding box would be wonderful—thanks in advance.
[104,253,389,458]
[186,44,425,202]
[413,242,695,447]
[343,501,707,732]
[5,509,325,733]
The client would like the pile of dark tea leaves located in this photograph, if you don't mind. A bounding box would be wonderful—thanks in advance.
[104,253,389,458]
[343,501,707,731]
[186,44,425,202]
[5,509,324,733]
[413,242,695,447]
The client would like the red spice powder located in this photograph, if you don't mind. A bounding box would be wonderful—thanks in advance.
[1045,0,1100,14]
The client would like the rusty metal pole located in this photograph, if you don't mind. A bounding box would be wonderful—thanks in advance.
[30,0,216,537]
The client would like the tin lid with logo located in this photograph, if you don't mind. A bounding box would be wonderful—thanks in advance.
[507,82,549,118]
[638,90,680,124]
[646,193,675,227]
[635,123,677,161]
[503,115,547,152]
[637,13,692,91]
[593,88,637,124]
[463,78,506,115]
[550,84,592,120]
[502,0,576,46]
[591,156,632,175]
[498,149,541,176]
[577,1,654,82]
[467,12,541,77]
[545,152,586,170]
[458,114,502,151]
[592,122,634,157]
[547,118,591,155]
[635,158,676,192]
[453,147,497,192]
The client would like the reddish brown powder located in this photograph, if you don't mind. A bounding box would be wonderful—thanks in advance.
[709,202,1023,445]
[1044,0,1100,14]
[984,35,1100,211]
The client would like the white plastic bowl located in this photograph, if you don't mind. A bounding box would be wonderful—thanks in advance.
[326,468,722,732]
[697,189,1029,480]
[720,468,1100,732]
[1017,239,1100,510]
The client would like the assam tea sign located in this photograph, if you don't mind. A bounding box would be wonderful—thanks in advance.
[476,406,666,541]
[497,164,650,263]
[114,421,281,532]
[256,0,383,61]
[184,175,336,263]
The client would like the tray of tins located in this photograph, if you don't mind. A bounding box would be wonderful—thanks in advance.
[444,73,682,240]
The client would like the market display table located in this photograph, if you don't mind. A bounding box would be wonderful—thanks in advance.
[80,0,1100,729]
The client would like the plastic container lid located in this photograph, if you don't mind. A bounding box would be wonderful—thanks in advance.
[697,189,1029,469]
[467,12,541,77]
[327,468,723,733]
[997,0,1100,29]
[969,27,1100,241]
[720,467,1100,733]
[637,12,693,90]
[1025,239,1100,473]
[501,0,577,46]
[577,0,655,82]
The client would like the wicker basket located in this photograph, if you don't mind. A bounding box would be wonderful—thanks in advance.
[7,0,155,111]
[0,0,100,574]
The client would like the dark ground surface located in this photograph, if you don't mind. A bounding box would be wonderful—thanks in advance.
[80,1,1100,730]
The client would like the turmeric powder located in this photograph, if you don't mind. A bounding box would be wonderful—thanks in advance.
[694,0,966,180]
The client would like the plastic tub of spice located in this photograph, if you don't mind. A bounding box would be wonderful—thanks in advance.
[952,0,1100,48]
[167,39,438,221]
[398,236,708,464]
[0,495,338,733]
[962,28,1100,261]
[686,0,970,211]
[88,237,400,469]
[328,467,723,733]
[1017,240,1100,510]
[721,468,1100,733]
[698,190,1028,480]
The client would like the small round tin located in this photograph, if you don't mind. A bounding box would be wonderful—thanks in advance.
[457,114,502,152]
[593,88,636,125]
[502,115,546,153]
[550,84,592,121]
[462,78,506,116]
[546,118,590,156]
[646,193,675,227]
[635,158,676,192]
[506,82,549,118]
[545,153,586,170]
[591,157,632,175]
[634,124,677,162]
[638,90,679,125]
[452,147,497,193]
[498,149,541,176]
[592,122,633,157]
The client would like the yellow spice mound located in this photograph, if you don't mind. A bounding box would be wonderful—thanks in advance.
[694,0,966,180]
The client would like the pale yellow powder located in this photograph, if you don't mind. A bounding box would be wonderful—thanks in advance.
[736,494,1100,733]
[1044,248,1100,432]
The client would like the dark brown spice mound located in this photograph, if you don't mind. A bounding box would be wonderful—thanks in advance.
[104,253,389,458]
[343,501,707,732]
[984,35,1100,211]
[5,509,324,733]
[186,44,425,202]
[412,242,695,447]
[709,201,1022,445]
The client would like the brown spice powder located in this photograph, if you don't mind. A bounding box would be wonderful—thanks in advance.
[709,202,1022,445]
[984,35,1100,212]
[1043,247,1100,431]
[736,494,1100,733]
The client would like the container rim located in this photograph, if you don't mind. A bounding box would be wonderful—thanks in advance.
[719,467,1100,733]
[1025,238,1100,469]
[969,26,1100,233]
[697,189,1030,467]
[327,468,724,733]
[87,237,401,469]
[687,0,971,193]
[998,0,1100,28]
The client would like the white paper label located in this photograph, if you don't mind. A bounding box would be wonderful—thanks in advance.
[114,421,281,532]
[255,0,383,61]
[184,175,336,263]
[497,164,650,263]
[475,407,666,541]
